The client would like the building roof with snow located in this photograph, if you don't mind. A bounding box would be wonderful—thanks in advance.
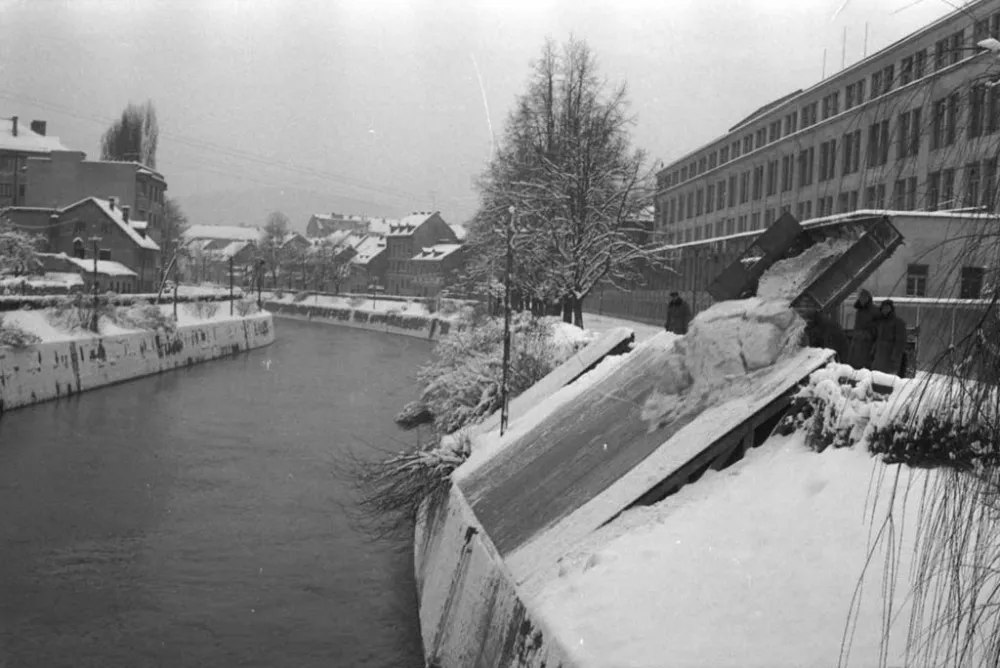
[185,224,263,243]
[388,211,438,236]
[61,197,160,251]
[0,118,70,153]
[56,254,138,277]
[350,235,387,266]
[410,243,462,261]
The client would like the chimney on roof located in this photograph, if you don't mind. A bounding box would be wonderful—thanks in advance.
[122,205,131,223]
[11,116,17,137]
[108,196,116,210]
[30,120,46,136]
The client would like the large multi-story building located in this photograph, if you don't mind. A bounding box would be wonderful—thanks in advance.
[24,149,168,247]
[0,117,70,207]
[654,0,1000,245]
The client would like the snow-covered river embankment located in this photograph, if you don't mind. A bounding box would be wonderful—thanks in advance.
[0,303,274,413]
[414,268,982,665]
[264,294,462,340]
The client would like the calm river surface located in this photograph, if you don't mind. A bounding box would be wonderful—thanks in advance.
[0,318,431,667]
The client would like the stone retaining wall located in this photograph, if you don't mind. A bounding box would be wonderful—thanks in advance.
[0,313,274,413]
[265,301,453,340]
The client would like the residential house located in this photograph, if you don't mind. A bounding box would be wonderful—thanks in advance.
[384,211,460,295]
[24,148,168,247]
[0,117,69,207]
[36,196,160,291]
[38,252,138,294]
[344,234,388,293]
[183,224,263,285]
[408,243,465,297]
[306,212,399,239]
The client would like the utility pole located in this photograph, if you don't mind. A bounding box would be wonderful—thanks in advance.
[257,259,264,308]
[229,256,234,316]
[89,236,102,332]
[500,206,515,437]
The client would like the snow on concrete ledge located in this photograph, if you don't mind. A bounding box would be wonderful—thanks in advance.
[0,313,274,413]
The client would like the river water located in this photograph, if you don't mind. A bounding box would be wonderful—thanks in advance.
[0,318,431,668]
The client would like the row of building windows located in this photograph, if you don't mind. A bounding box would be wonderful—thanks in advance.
[663,155,1000,247]
[658,14,1000,192]
[662,85,1000,226]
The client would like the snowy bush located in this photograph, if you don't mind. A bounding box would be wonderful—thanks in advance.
[292,290,312,303]
[112,300,177,333]
[46,293,112,333]
[0,314,41,348]
[347,296,366,308]
[352,433,471,538]
[403,313,590,435]
[186,299,220,320]
[272,288,285,300]
[234,299,258,317]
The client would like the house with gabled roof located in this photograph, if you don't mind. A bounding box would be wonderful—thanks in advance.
[343,234,388,293]
[408,243,465,297]
[51,196,161,292]
[384,211,460,295]
[0,116,70,208]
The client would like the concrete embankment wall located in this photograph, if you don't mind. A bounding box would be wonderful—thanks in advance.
[0,313,274,413]
[265,300,454,340]
[414,485,573,668]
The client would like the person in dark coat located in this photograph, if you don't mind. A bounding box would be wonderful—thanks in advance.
[664,291,692,335]
[846,289,878,370]
[872,299,908,375]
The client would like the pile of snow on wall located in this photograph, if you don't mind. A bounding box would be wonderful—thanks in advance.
[641,298,805,430]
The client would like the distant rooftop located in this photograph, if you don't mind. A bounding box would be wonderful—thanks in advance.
[186,224,263,243]
[0,117,70,153]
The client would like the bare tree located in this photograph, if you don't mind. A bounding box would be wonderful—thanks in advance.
[260,211,290,287]
[100,100,159,168]
[470,37,659,327]
[160,197,189,274]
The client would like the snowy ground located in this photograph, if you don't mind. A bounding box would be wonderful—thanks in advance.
[580,312,663,341]
[2,302,259,344]
[533,433,932,668]
[0,272,83,292]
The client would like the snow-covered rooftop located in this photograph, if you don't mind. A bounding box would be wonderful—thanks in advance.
[185,224,263,243]
[0,121,70,153]
[388,211,438,236]
[60,254,138,277]
[351,235,387,264]
[61,197,160,251]
[410,243,462,261]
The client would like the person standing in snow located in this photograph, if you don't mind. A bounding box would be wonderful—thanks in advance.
[846,289,878,370]
[872,299,908,375]
[664,291,692,335]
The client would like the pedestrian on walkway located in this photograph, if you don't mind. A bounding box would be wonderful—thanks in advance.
[664,291,692,335]
[846,289,878,370]
[872,299,908,375]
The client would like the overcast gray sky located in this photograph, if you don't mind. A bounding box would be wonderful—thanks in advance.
[0,0,958,230]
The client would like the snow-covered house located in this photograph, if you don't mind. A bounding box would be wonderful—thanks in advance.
[343,234,388,293]
[384,211,460,295]
[408,243,464,298]
[51,196,160,292]
[38,252,139,294]
[182,224,263,284]
[0,116,70,208]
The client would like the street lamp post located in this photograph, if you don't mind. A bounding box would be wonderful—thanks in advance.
[257,259,265,308]
[89,236,102,333]
[500,206,515,437]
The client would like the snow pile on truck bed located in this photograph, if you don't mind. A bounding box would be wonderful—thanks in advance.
[641,298,805,430]
[756,237,855,301]
[532,434,936,668]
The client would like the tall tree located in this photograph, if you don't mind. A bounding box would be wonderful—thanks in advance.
[470,37,659,327]
[260,211,290,287]
[0,215,42,277]
[100,100,159,168]
[160,197,189,273]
